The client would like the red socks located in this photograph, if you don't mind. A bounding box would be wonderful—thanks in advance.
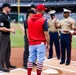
[27,62,33,75]
[37,62,43,75]
[37,69,42,75]
[27,62,43,75]
[27,68,32,75]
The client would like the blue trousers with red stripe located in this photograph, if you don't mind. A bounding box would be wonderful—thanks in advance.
[49,32,60,59]
[60,33,72,63]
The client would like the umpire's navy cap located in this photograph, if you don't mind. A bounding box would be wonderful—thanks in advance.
[31,4,36,8]
[2,3,11,9]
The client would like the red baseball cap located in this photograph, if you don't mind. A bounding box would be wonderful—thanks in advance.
[36,4,47,11]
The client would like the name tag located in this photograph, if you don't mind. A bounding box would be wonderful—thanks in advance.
[66,22,71,26]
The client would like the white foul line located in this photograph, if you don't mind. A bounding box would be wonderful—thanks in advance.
[18,23,25,35]
[43,58,76,73]
[18,23,25,31]
[0,68,36,75]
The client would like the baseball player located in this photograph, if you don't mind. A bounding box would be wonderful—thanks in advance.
[26,4,50,75]
[47,10,60,59]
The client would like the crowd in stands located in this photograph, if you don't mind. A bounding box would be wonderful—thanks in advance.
[0,0,76,2]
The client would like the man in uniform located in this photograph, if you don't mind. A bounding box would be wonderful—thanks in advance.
[47,10,60,59]
[59,8,76,65]
[30,4,36,13]
[23,9,35,69]
[0,3,16,72]
[27,4,50,75]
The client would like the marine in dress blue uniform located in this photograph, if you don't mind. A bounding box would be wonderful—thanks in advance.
[47,10,60,59]
[59,8,76,65]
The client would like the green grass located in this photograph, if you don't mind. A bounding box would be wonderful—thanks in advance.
[10,23,76,48]
[11,23,19,26]
[10,23,24,26]
[10,23,24,48]
[72,37,76,48]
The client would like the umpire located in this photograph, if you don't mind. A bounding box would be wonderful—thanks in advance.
[0,3,16,72]
[23,9,36,69]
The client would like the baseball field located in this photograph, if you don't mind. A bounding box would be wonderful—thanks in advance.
[0,23,76,75]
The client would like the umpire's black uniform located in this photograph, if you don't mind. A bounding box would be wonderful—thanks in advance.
[0,12,11,68]
[23,20,29,68]
[23,9,36,69]
[0,3,16,72]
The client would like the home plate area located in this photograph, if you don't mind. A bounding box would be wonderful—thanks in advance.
[0,58,76,75]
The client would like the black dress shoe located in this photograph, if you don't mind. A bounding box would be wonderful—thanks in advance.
[7,65,16,69]
[65,62,70,66]
[0,66,10,72]
[0,68,10,72]
[57,57,60,60]
[60,61,65,64]
[23,66,27,69]
[23,64,27,69]
[48,57,52,59]
[2,68,10,72]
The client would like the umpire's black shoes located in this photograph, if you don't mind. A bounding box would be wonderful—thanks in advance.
[60,61,65,64]
[48,57,52,59]
[23,66,27,69]
[7,65,16,69]
[23,64,27,69]
[0,68,10,72]
[65,62,70,66]
[2,68,10,72]
[57,57,60,60]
